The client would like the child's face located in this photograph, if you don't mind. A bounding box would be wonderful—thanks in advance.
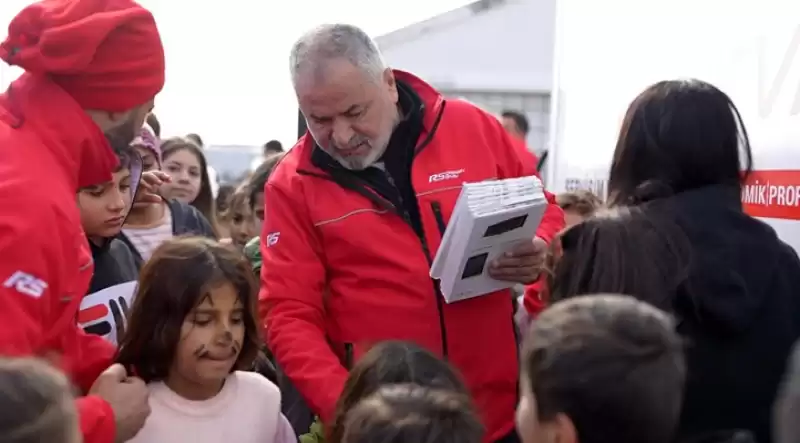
[229,200,257,249]
[516,374,577,443]
[251,191,265,232]
[78,168,132,238]
[161,148,203,204]
[169,281,245,397]
[131,146,160,210]
[135,146,159,173]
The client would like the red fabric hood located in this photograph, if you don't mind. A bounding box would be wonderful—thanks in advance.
[0,73,118,188]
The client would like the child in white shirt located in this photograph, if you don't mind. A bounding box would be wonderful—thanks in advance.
[116,237,295,443]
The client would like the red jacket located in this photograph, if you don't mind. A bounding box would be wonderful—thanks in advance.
[260,71,564,441]
[0,74,118,443]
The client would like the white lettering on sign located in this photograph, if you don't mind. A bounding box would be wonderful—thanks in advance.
[742,180,800,207]
[563,177,608,199]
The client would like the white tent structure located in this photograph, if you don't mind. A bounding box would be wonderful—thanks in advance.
[376,0,556,156]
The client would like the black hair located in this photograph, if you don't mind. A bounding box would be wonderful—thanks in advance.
[0,358,79,443]
[501,110,529,135]
[523,294,686,443]
[607,79,753,206]
[263,139,284,155]
[146,113,161,137]
[330,341,469,443]
[160,137,219,236]
[186,133,204,147]
[549,205,690,313]
[116,237,262,382]
[248,153,285,210]
[342,384,483,443]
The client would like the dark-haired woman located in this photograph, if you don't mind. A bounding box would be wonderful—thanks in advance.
[597,79,800,443]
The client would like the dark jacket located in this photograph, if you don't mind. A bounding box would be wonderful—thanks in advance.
[166,198,216,239]
[682,430,757,443]
[119,199,216,266]
[78,239,139,345]
[656,185,800,443]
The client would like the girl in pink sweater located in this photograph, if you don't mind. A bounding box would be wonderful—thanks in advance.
[116,237,295,443]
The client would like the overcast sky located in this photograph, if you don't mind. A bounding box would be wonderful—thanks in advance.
[1,0,472,147]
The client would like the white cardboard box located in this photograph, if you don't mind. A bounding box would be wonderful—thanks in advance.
[430,176,549,303]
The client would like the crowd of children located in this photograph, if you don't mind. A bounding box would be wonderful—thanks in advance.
[5,101,800,443]
[3,1,800,440]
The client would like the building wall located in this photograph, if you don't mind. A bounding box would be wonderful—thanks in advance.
[378,0,556,93]
[442,89,550,158]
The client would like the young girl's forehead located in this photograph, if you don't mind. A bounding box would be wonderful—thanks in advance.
[194,283,245,307]
[112,168,131,180]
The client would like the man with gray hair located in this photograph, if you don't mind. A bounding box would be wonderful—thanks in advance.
[259,24,565,443]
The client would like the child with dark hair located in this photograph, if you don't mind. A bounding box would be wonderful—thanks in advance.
[547,206,766,443]
[518,294,686,443]
[341,384,483,443]
[327,340,470,443]
[548,205,689,312]
[223,186,257,249]
[522,190,604,320]
[215,184,236,240]
[0,358,80,443]
[116,237,294,443]
[216,184,236,216]
[160,137,219,231]
[243,153,285,274]
[121,127,216,263]
[77,145,142,345]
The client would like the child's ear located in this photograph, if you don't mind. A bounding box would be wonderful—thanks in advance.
[549,413,578,443]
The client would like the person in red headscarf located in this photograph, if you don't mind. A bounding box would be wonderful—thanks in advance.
[0,1,166,442]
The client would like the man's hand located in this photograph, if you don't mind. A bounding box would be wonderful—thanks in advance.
[135,171,171,204]
[488,237,548,284]
[89,364,150,443]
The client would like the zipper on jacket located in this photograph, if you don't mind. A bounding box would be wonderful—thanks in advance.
[511,295,521,403]
[407,103,450,359]
[428,201,450,357]
[344,343,354,370]
[416,235,449,358]
[430,201,447,236]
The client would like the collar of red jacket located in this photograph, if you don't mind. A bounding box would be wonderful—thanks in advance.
[0,73,118,189]
[294,69,445,172]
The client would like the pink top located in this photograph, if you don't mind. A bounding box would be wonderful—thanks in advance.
[128,371,295,443]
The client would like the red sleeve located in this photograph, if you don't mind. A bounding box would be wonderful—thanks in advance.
[72,331,116,393]
[77,395,116,443]
[523,279,549,317]
[259,181,348,422]
[0,207,115,442]
[0,209,58,357]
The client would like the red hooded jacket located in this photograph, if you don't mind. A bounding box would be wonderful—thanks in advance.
[0,74,119,443]
[260,71,565,441]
